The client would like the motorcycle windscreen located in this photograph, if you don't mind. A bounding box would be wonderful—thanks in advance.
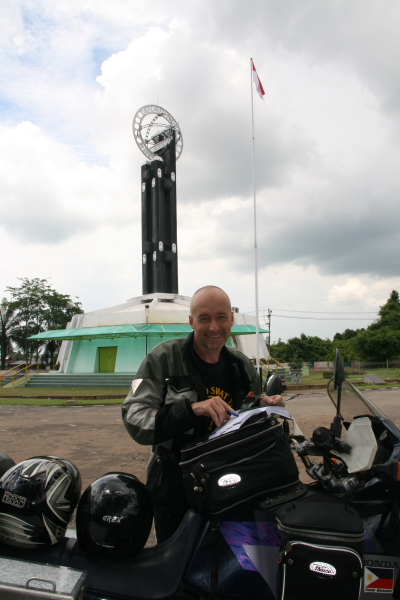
[327,379,390,425]
[336,417,377,473]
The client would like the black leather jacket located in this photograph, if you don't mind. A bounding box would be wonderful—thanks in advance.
[122,332,261,452]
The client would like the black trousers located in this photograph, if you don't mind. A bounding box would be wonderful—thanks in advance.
[146,453,190,544]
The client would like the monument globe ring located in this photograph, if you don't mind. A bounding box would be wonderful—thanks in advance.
[133,105,183,162]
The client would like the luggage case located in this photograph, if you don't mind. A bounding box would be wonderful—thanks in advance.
[180,412,299,516]
[276,495,364,600]
[0,556,87,600]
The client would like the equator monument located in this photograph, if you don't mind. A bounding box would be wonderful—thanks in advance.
[31,106,268,379]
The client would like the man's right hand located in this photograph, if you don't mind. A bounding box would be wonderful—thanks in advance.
[191,397,232,428]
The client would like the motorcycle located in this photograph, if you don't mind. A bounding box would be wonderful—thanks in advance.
[1,349,400,600]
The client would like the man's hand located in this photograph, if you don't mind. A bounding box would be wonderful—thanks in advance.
[260,395,285,407]
[191,396,232,428]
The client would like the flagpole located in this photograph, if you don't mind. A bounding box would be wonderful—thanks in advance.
[250,58,261,382]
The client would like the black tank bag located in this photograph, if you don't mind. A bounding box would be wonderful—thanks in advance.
[179,412,299,516]
[276,496,364,600]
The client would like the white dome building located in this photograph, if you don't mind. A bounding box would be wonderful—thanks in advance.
[53,292,268,374]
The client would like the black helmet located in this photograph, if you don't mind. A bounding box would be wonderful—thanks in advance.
[0,456,81,548]
[76,472,153,557]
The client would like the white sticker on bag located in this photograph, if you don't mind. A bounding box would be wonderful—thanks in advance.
[218,474,241,487]
[309,562,336,576]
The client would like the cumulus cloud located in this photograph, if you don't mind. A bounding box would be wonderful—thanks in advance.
[0,121,134,243]
[1,0,400,341]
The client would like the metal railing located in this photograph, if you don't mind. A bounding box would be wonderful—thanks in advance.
[264,356,288,371]
[0,362,40,388]
[0,363,23,387]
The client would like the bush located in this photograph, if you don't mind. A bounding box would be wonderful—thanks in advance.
[323,370,350,379]
[289,358,304,370]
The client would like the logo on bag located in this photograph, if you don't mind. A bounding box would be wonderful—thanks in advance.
[218,474,241,487]
[309,562,336,576]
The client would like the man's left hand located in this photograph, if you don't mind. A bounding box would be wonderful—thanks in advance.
[260,395,285,407]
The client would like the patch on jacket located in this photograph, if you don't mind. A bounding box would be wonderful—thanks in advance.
[131,378,143,394]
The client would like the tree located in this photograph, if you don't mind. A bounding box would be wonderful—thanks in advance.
[270,334,332,363]
[352,327,400,361]
[371,290,400,331]
[0,299,19,370]
[269,338,289,363]
[336,290,400,361]
[5,278,83,366]
[333,328,360,341]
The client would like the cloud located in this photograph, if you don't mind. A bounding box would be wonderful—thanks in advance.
[0,121,134,243]
[1,0,400,342]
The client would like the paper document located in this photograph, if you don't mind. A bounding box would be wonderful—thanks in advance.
[208,406,293,440]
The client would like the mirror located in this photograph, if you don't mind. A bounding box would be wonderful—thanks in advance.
[334,348,346,390]
[266,373,283,396]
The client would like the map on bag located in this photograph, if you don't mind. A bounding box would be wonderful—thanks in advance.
[208,406,293,440]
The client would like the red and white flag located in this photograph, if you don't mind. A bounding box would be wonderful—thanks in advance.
[252,59,265,100]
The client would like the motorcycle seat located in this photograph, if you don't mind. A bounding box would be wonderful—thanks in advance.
[0,510,204,599]
[64,509,205,599]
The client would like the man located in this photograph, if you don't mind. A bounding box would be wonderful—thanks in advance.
[122,286,283,543]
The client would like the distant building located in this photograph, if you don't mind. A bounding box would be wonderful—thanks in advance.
[57,292,268,374]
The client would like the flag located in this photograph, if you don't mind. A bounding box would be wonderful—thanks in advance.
[252,59,265,100]
[364,567,394,593]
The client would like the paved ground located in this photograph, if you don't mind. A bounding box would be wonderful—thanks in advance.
[0,404,150,490]
[0,388,399,545]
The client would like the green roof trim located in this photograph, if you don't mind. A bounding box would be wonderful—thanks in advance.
[28,323,268,341]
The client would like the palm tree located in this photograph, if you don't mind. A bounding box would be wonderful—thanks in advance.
[0,299,18,370]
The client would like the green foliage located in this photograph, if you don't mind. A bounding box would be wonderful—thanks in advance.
[270,290,400,364]
[269,338,288,362]
[5,278,83,366]
[322,370,349,379]
[352,326,400,361]
[288,357,304,370]
[370,290,400,332]
[270,333,333,363]
[0,298,19,369]
[333,328,360,341]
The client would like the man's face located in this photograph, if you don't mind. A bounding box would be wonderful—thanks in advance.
[189,290,234,355]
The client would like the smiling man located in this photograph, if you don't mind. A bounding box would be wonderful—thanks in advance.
[122,285,283,543]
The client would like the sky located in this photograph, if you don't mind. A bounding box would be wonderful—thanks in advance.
[1,0,399,343]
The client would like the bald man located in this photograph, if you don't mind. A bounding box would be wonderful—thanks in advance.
[122,286,283,543]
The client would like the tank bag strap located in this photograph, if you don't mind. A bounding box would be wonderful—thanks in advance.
[210,517,223,600]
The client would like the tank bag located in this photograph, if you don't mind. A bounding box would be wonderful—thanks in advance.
[276,496,364,600]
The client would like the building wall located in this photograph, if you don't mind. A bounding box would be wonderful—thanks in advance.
[66,333,233,373]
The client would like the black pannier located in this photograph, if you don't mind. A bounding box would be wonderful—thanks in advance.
[276,495,364,600]
[179,412,299,516]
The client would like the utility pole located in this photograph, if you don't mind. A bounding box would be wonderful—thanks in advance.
[267,309,272,354]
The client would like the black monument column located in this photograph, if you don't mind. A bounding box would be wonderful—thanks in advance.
[141,132,178,294]
[133,105,182,295]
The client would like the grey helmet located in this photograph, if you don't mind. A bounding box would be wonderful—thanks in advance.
[0,456,81,548]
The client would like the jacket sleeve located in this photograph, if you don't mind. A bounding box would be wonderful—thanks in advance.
[121,351,197,446]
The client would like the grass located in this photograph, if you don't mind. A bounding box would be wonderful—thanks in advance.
[0,397,124,406]
[283,368,400,392]
[298,368,400,385]
[0,387,129,398]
